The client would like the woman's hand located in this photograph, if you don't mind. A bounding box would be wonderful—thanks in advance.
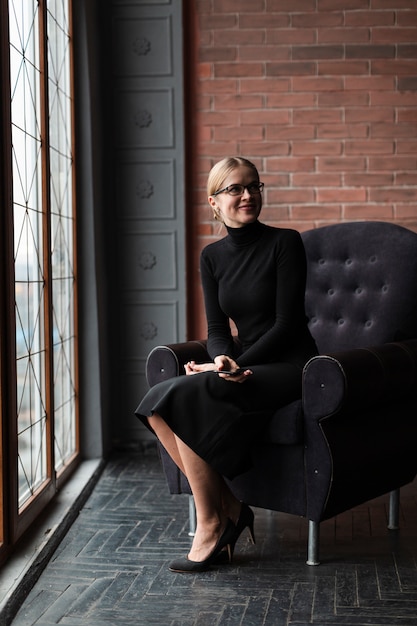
[184,361,217,375]
[213,355,253,383]
[184,356,252,382]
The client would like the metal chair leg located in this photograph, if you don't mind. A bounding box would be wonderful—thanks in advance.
[306,520,320,565]
[188,495,196,536]
[388,488,400,530]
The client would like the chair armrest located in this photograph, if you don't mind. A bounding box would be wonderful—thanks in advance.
[146,340,210,387]
[302,339,417,522]
[302,339,417,419]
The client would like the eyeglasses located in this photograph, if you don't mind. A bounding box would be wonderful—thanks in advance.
[212,182,264,197]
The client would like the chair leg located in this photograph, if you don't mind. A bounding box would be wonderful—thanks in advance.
[306,520,320,566]
[388,488,400,530]
[188,495,196,536]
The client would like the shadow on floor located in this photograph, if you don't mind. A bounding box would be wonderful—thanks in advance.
[10,446,417,625]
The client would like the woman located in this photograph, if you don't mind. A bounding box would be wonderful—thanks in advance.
[135,157,318,573]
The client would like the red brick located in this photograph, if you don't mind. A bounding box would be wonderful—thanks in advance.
[397,12,417,26]
[240,14,290,29]
[268,188,315,203]
[239,45,290,61]
[214,62,264,77]
[344,173,394,186]
[239,78,290,93]
[241,110,290,125]
[372,28,417,43]
[318,187,367,203]
[344,76,395,90]
[267,93,316,108]
[345,11,395,27]
[398,77,417,91]
[292,173,342,186]
[372,60,417,75]
[293,109,343,124]
[369,156,417,171]
[292,45,344,60]
[345,108,394,123]
[267,0,316,10]
[213,30,265,46]
[318,28,370,43]
[372,0,415,8]
[397,45,417,59]
[292,13,343,28]
[202,111,242,125]
[213,94,264,110]
[318,92,369,106]
[292,205,342,220]
[396,140,417,154]
[395,173,416,185]
[318,0,369,9]
[267,157,315,172]
[196,62,212,78]
[371,91,417,106]
[213,126,263,141]
[370,187,417,202]
[259,205,292,221]
[199,79,238,94]
[318,60,369,74]
[266,61,316,76]
[346,44,395,58]
[293,140,342,156]
[317,124,368,139]
[292,77,344,92]
[345,140,394,155]
[266,28,316,45]
[398,109,417,122]
[396,205,417,219]
[266,125,315,140]
[213,0,265,12]
[344,205,394,219]
[318,157,367,171]
[372,123,417,138]
[240,142,290,156]
[199,47,237,62]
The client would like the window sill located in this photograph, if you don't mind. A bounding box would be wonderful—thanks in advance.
[0,458,105,625]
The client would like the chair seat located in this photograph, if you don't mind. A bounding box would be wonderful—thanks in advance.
[264,399,303,445]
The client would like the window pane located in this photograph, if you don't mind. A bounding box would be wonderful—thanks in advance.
[47,0,77,472]
[9,0,49,508]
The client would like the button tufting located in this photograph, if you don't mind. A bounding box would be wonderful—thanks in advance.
[328,288,335,296]
[345,258,352,265]
[382,284,388,293]
[365,320,372,328]
[369,255,377,263]
[355,287,363,295]
[318,258,326,265]
[338,319,345,325]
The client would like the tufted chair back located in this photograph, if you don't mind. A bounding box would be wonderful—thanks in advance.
[301,221,417,354]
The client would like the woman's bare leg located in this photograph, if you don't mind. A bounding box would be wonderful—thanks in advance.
[148,413,186,475]
[148,413,241,561]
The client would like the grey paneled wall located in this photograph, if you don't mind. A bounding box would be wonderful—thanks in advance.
[110,0,186,444]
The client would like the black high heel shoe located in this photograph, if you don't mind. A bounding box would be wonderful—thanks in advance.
[212,503,255,564]
[230,503,255,558]
[169,519,236,573]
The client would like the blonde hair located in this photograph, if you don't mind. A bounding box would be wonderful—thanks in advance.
[206,157,259,197]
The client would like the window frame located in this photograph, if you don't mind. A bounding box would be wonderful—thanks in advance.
[0,0,79,563]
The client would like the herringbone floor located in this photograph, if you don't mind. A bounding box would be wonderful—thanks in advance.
[11,447,417,625]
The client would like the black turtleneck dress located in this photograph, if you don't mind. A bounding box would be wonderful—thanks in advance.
[135,221,318,479]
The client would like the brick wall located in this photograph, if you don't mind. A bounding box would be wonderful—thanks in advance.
[185,0,417,339]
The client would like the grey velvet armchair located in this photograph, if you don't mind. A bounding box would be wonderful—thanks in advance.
[145,221,417,564]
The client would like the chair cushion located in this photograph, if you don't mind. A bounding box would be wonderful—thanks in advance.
[264,399,303,445]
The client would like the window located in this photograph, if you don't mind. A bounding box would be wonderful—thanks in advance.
[0,0,78,561]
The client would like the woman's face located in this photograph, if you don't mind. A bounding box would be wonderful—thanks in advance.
[208,165,262,229]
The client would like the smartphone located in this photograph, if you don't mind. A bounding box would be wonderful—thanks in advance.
[213,368,246,376]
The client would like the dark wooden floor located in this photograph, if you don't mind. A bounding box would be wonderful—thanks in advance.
[11,447,417,625]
